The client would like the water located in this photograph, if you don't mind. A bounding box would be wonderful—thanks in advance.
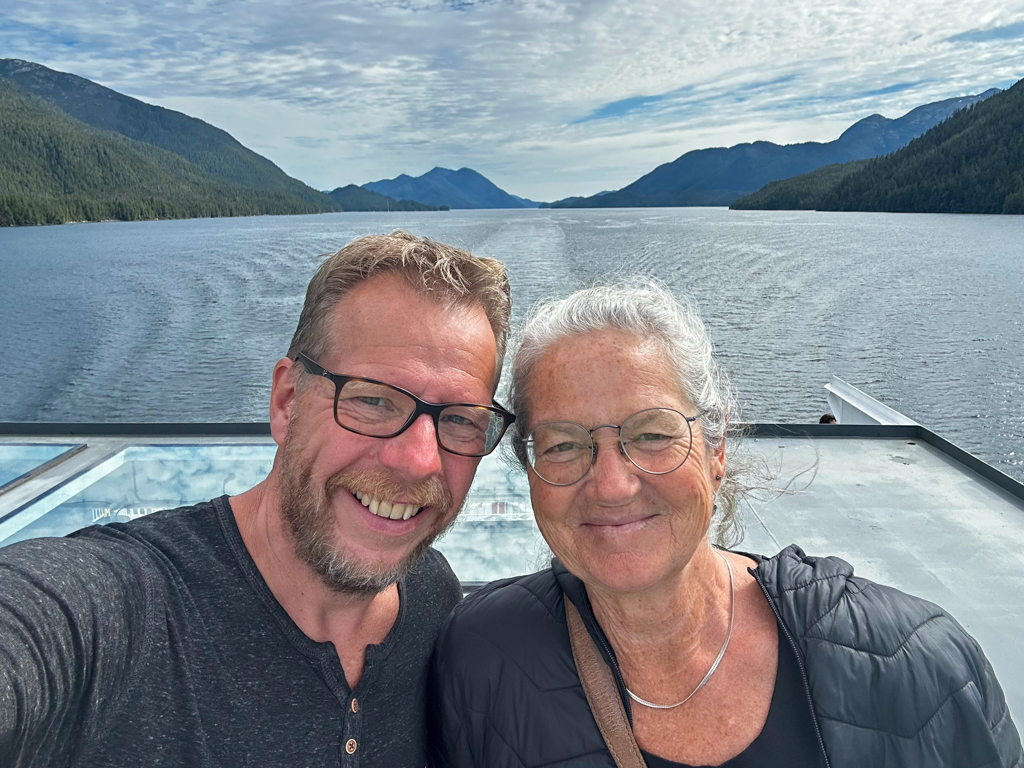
[1,208,1022,481]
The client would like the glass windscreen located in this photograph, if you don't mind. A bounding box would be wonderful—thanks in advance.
[0,444,81,490]
[0,445,276,547]
[436,454,547,583]
[0,445,546,583]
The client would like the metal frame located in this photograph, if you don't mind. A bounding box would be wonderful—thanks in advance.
[746,423,1024,502]
[0,423,273,437]
[0,444,87,494]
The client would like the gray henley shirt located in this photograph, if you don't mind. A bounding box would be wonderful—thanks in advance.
[0,495,462,767]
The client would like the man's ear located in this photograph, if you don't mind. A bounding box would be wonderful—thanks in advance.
[270,357,297,447]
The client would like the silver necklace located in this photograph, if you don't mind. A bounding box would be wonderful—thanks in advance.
[625,551,735,710]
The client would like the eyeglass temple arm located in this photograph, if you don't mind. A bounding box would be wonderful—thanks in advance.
[295,353,334,380]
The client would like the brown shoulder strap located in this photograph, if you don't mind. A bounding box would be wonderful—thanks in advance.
[564,595,648,768]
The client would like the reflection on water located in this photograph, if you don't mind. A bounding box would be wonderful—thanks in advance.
[0,445,544,582]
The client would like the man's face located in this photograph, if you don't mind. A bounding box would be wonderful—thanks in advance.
[274,273,498,594]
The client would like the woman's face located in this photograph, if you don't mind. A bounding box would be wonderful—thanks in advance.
[526,329,725,595]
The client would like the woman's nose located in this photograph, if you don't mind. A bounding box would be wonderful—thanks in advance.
[588,435,640,502]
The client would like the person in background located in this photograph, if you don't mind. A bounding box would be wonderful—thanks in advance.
[819,413,837,424]
[430,279,1021,768]
[0,231,514,767]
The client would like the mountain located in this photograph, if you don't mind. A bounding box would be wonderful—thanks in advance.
[551,89,999,208]
[363,167,529,209]
[327,185,439,211]
[0,59,339,213]
[731,78,1024,214]
[540,190,612,208]
[511,194,543,208]
[0,78,325,226]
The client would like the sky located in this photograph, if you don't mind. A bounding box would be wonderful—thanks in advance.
[3,0,1023,201]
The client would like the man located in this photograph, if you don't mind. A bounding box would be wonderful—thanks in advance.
[0,232,513,767]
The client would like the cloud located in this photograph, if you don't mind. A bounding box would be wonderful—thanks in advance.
[856,80,933,98]
[288,136,332,149]
[947,21,1024,43]
[1,0,1022,200]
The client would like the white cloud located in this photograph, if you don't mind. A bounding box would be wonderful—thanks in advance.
[2,0,1022,200]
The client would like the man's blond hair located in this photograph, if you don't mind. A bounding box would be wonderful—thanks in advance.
[287,231,511,389]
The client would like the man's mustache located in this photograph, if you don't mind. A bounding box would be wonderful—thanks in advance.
[326,467,453,512]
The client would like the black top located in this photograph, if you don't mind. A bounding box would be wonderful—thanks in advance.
[0,496,462,768]
[431,547,1021,768]
[640,637,823,767]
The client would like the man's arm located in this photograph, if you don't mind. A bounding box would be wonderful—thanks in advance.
[0,537,148,767]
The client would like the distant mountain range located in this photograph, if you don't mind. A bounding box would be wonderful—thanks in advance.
[327,185,440,212]
[732,78,1024,214]
[549,89,999,208]
[3,57,1016,225]
[363,167,541,209]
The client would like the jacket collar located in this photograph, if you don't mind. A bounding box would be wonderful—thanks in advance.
[551,544,854,681]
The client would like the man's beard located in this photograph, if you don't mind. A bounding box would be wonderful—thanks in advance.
[278,435,458,596]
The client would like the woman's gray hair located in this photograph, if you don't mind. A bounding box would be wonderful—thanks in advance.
[508,278,745,546]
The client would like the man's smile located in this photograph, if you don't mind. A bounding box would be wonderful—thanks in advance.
[353,490,424,520]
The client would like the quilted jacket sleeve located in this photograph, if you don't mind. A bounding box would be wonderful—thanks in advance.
[762,546,1023,768]
[960,620,1022,768]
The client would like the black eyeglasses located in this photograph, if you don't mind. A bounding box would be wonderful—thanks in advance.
[295,353,515,457]
[526,408,698,486]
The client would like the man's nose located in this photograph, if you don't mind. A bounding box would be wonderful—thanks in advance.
[378,413,444,480]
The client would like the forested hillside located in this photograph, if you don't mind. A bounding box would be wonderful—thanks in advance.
[0,79,326,226]
[0,59,339,212]
[732,78,1024,214]
[730,161,870,210]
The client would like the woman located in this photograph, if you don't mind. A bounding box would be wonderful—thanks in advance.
[429,281,1021,768]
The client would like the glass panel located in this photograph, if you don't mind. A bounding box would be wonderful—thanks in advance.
[0,444,547,585]
[435,453,547,583]
[0,444,81,490]
[0,445,275,547]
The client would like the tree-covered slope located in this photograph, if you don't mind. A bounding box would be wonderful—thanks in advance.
[730,161,870,210]
[327,185,439,211]
[0,79,325,226]
[0,59,339,212]
[732,78,1024,214]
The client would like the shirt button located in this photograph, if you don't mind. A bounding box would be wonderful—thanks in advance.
[350,698,359,713]
[345,739,357,755]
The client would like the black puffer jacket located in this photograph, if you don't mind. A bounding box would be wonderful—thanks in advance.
[430,545,1022,768]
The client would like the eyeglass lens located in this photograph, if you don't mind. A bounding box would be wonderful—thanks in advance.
[526,408,693,485]
[335,379,505,456]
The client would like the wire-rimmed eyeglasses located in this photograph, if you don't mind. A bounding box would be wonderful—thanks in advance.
[295,353,515,458]
[526,407,698,486]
